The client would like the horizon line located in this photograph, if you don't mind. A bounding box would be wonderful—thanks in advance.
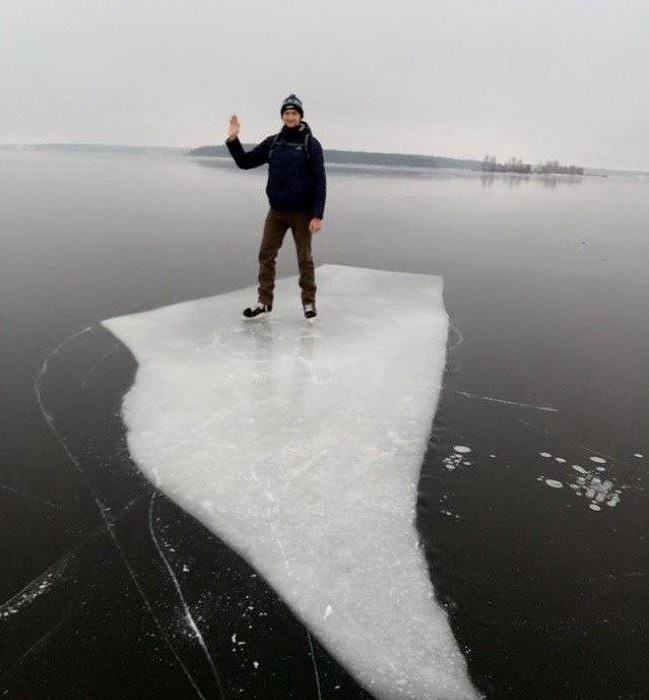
[1,141,648,174]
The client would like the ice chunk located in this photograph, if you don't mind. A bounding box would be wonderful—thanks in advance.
[102,265,479,700]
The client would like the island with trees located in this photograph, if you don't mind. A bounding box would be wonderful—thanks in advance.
[481,155,584,175]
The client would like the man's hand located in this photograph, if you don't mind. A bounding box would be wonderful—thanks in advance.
[309,218,323,234]
[227,114,240,141]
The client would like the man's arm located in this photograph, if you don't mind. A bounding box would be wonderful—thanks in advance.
[224,114,271,169]
[225,135,272,170]
[310,138,326,220]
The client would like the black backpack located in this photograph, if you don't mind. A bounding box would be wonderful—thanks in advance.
[268,130,312,163]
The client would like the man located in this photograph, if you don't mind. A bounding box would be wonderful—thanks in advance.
[225,94,326,319]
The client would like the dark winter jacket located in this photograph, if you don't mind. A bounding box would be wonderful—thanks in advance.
[225,120,326,220]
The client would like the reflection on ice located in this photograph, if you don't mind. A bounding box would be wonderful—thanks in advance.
[102,264,479,699]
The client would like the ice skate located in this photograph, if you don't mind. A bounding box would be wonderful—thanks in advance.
[242,302,272,319]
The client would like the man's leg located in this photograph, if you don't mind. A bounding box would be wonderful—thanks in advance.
[290,211,316,305]
[258,208,289,307]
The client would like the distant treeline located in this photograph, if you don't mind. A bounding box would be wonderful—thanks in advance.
[190,144,439,168]
[481,155,584,175]
[188,144,489,170]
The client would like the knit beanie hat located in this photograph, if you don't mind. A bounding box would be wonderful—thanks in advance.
[280,94,304,118]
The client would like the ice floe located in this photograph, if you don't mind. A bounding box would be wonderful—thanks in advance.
[103,265,479,700]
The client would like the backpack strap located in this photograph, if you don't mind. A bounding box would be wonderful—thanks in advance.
[267,132,281,162]
[304,132,311,161]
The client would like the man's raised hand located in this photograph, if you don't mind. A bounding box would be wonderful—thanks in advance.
[227,115,240,141]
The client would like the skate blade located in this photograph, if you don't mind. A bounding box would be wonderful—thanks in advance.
[241,313,271,321]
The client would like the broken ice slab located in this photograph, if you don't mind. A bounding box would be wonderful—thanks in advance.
[102,264,480,700]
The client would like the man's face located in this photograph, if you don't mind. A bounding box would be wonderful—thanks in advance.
[282,108,301,127]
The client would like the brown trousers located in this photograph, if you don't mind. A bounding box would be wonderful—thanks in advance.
[257,208,316,307]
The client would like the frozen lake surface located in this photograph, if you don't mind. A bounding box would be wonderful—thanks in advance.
[1,149,648,698]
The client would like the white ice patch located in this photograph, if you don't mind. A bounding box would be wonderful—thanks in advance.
[539,451,628,512]
[544,479,563,489]
[443,446,473,472]
[102,265,479,700]
[570,474,622,509]
[542,454,627,511]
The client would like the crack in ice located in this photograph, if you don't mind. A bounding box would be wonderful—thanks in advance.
[306,629,323,700]
[451,388,558,412]
[34,326,210,700]
[148,492,226,700]
[0,483,62,511]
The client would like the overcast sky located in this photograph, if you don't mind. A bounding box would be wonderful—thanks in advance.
[3,0,648,169]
